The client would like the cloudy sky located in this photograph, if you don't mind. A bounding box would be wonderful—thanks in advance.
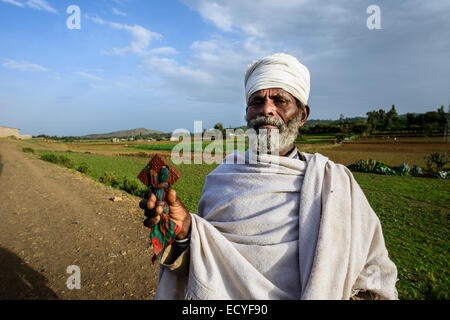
[0,0,449,136]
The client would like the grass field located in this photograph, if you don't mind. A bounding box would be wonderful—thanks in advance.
[18,136,449,299]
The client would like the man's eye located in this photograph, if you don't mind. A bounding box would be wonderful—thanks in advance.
[249,100,263,106]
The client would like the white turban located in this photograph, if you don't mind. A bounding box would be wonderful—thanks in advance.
[244,53,310,106]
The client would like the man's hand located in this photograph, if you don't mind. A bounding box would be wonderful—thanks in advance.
[139,189,191,240]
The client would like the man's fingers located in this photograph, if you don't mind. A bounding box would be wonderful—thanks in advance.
[166,189,177,206]
[155,204,164,215]
[141,189,186,229]
[143,190,157,201]
[139,199,147,210]
[140,193,157,210]
[143,215,160,228]
[142,189,179,210]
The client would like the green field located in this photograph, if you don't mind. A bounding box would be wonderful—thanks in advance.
[34,148,449,299]
[128,134,337,152]
[130,141,248,153]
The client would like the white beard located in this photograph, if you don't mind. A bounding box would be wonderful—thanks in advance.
[247,112,302,155]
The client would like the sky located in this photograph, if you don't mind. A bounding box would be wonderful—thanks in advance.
[0,0,449,137]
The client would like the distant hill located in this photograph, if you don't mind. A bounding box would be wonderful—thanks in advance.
[82,128,167,139]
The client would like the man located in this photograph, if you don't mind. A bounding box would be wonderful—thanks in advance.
[140,53,398,300]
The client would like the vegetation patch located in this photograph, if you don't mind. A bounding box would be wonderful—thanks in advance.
[130,140,249,153]
[348,152,449,179]
[40,153,75,168]
[76,162,90,174]
[99,171,120,187]
[22,147,35,154]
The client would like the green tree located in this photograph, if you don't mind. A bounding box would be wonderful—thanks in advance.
[386,104,399,130]
[366,110,379,133]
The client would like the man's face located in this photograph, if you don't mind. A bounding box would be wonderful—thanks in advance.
[246,88,309,154]
[246,88,299,125]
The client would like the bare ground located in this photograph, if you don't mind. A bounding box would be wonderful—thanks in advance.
[0,140,159,299]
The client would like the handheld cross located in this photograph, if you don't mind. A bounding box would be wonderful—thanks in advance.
[138,153,181,264]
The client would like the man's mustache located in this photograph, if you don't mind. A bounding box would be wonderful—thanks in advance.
[247,116,285,131]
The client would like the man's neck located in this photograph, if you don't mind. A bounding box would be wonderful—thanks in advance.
[279,144,296,157]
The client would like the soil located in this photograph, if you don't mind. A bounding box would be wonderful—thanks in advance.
[0,140,159,299]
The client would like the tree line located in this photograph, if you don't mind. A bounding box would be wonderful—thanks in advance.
[300,105,448,136]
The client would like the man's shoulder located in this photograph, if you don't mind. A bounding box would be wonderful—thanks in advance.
[304,152,353,176]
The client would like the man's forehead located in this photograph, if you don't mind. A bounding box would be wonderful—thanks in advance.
[249,88,294,99]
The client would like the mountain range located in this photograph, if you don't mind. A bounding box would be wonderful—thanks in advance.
[82,128,166,139]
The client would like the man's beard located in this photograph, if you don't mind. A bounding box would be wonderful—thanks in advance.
[246,111,303,155]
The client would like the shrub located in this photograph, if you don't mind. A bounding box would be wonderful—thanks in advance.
[58,155,75,168]
[122,177,144,197]
[347,159,365,172]
[347,159,397,175]
[437,171,450,179]
[76,162,90,174]
[347,159,378,173]
[424,152,448,175]
[40,153,75,168]
[100,171,120,187]
[377,166,396,175]
[373,161,393,174]
[394,162,410,175]
[40,154,59,164]
[335,133,347,143]
[22,147,35,154]
[411,165,423,177]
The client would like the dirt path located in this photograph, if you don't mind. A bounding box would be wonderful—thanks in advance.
[0,140,159,299]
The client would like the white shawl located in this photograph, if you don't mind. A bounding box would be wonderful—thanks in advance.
[155,151,398,300]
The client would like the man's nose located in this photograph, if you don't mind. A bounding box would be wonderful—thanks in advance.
[261,99,276,116]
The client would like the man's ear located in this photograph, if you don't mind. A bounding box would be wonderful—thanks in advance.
[298,105,310,128]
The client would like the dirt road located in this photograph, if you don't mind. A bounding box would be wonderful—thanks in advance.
[0,140,159,299]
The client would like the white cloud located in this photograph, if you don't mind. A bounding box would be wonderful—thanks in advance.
[2,59,49,71]
[1,0,57,13]
[140,36,259,103]
[112,7,126,16]
[76,71,104,81]
[25,0,57,14]
[196,1,233,32]
[1,0,24,7]
[145,46,178,55]
[86,15,162,55]
[182,0,357,42]
[143,56,211,84]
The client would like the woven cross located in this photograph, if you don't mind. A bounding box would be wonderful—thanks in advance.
[138,154,181,264]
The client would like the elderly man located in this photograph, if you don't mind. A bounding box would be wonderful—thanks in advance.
[140,53,398,300]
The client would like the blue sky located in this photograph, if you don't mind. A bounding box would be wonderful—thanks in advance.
[0,0,449,136]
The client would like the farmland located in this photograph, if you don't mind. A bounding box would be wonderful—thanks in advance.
[14,135,450,299]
